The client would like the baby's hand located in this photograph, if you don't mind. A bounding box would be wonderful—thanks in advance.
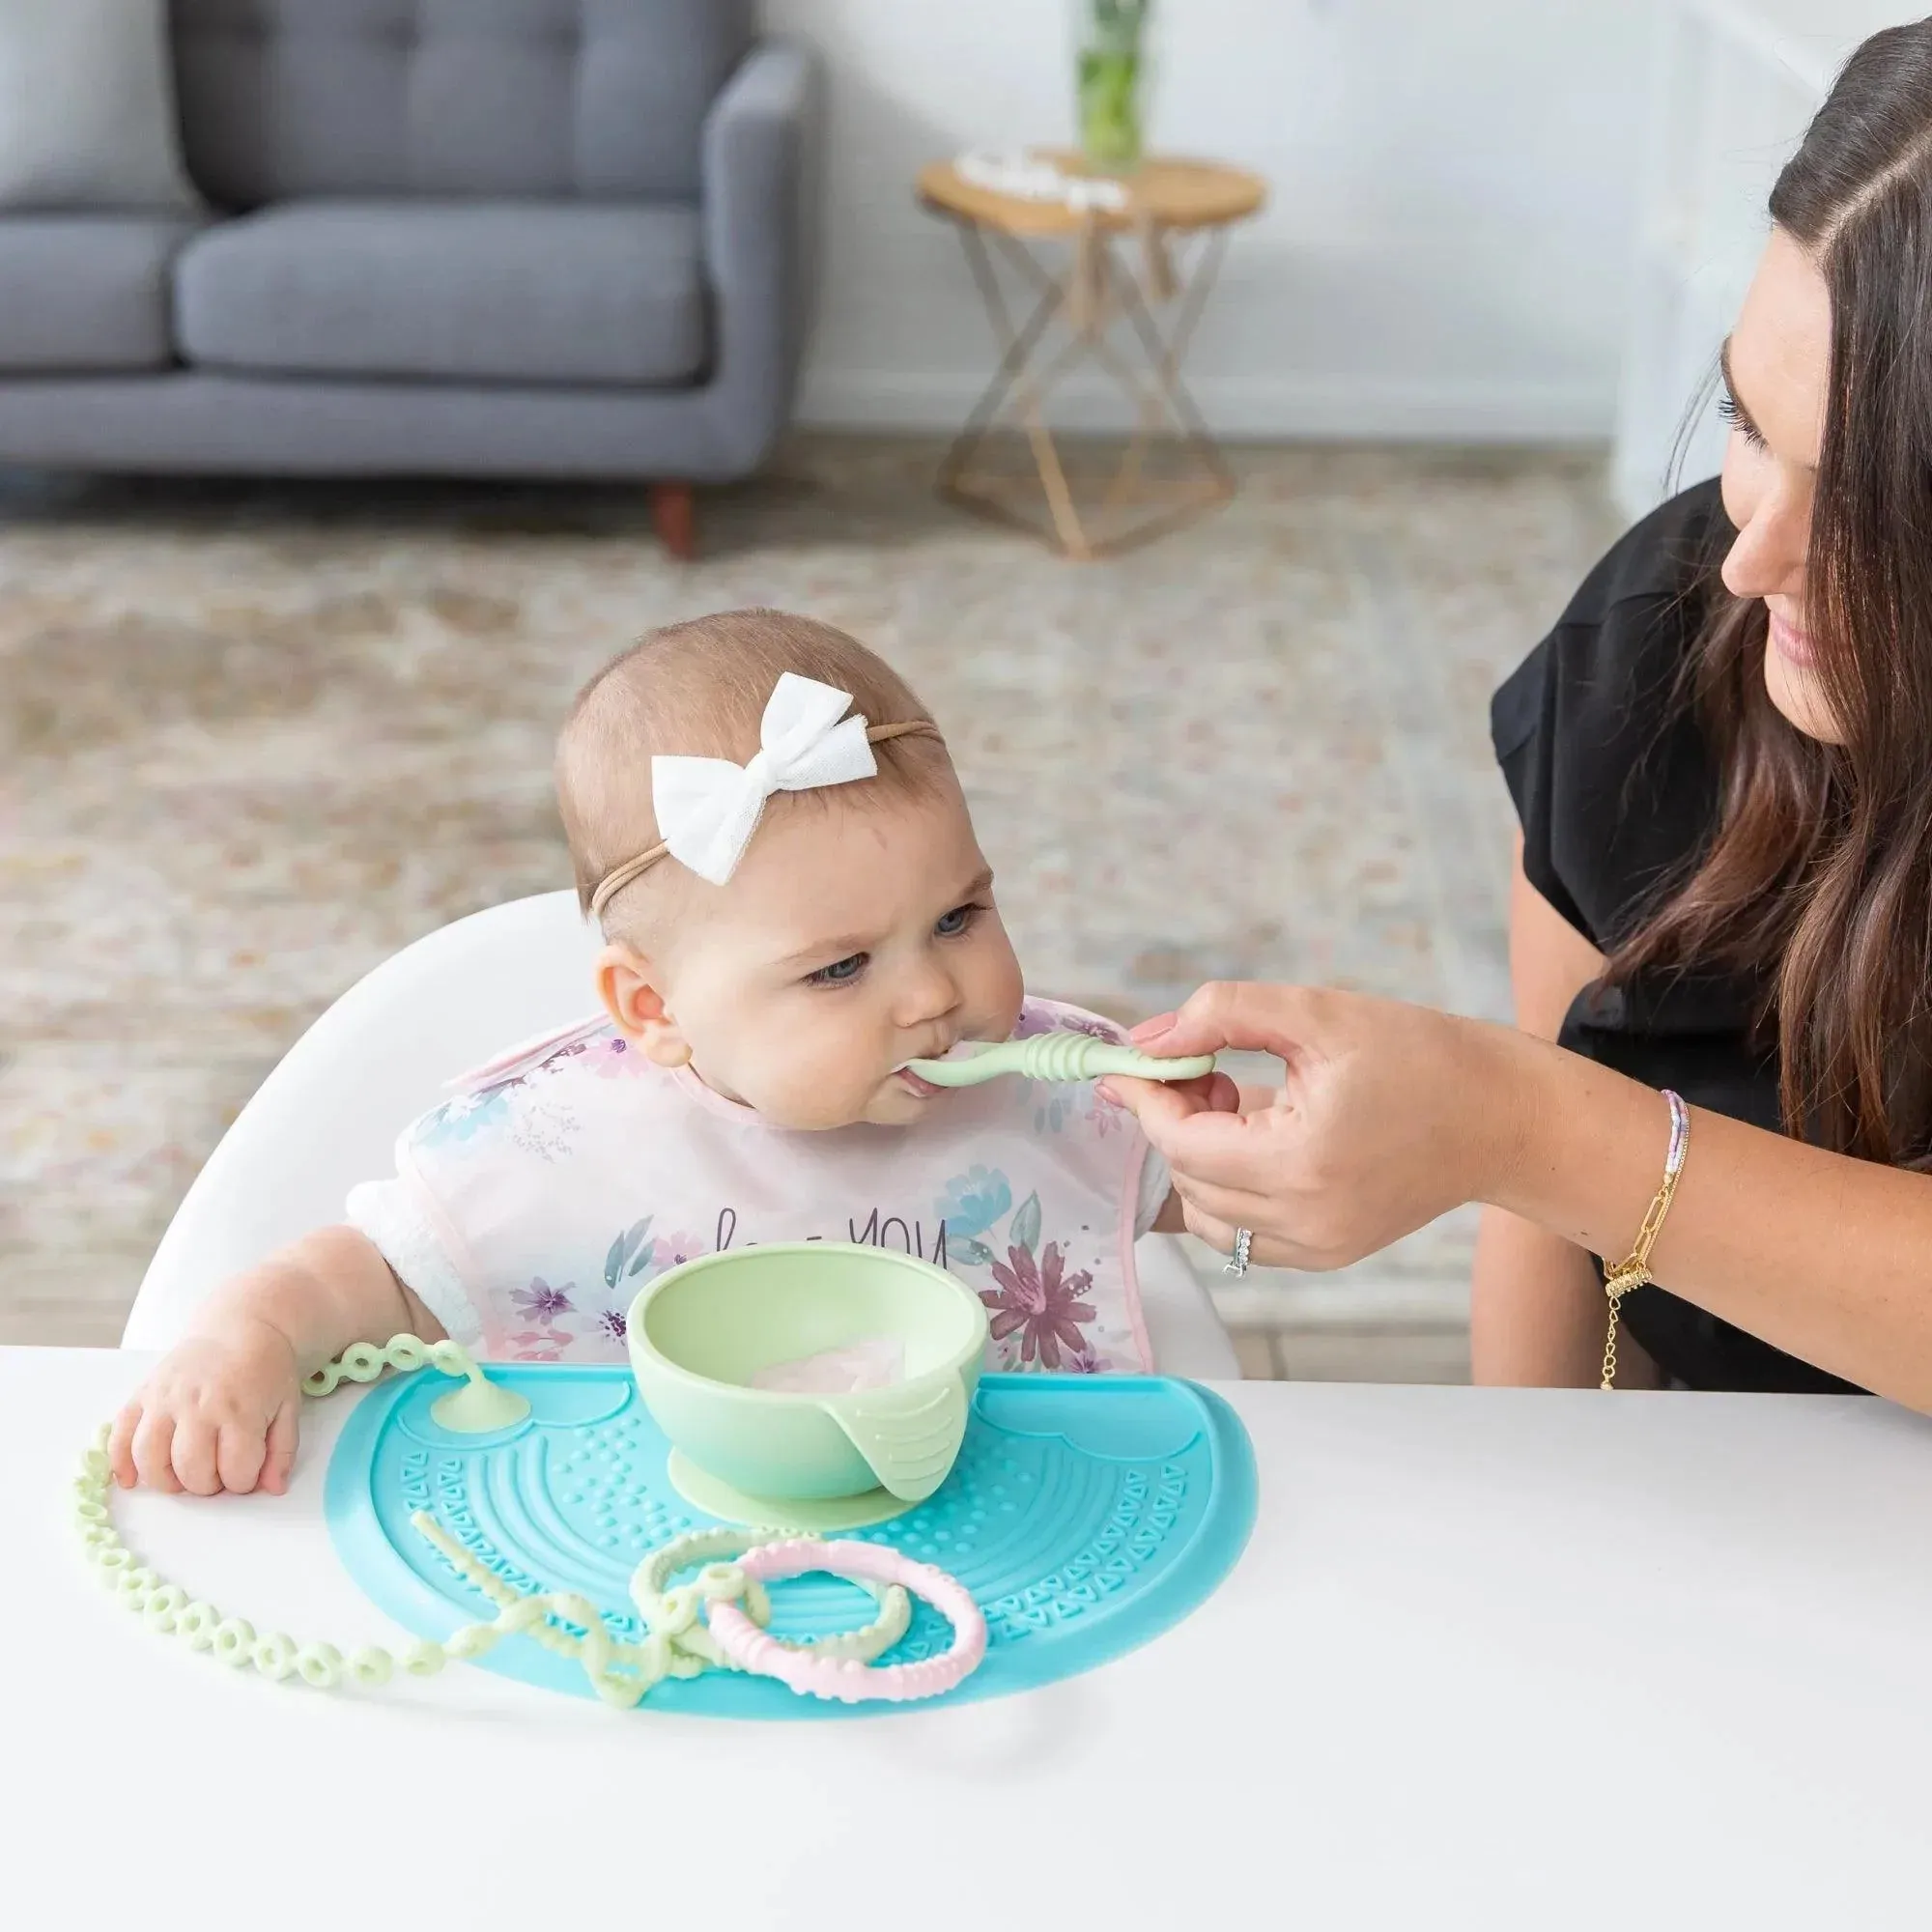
[109,1319,301,1496]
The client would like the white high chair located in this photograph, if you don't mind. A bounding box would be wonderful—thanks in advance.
[128,893,1240,1378]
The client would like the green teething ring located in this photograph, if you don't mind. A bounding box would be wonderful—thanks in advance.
[630,1526,914,1667]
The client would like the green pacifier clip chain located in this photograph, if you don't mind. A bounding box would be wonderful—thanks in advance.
[72,1335,910,1708]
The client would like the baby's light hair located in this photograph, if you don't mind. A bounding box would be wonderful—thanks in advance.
[555,609,954,934]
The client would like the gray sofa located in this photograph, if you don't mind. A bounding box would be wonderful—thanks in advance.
[0,0,821,555]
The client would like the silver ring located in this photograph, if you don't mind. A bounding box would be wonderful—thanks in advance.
[1224,1227,1254,1277]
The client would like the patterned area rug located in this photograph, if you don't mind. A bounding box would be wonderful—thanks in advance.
[0,439,1617,1349]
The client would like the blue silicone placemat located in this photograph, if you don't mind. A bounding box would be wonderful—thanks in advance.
[325,1366,1256,1718]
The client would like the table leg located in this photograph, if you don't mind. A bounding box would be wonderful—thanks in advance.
[649,481,696,561]
[937,228,1071,497]
[933,217,1240,558]
[1112,229,1236,494]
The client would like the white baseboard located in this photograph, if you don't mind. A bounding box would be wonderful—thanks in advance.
[1208,1275,1472,1331]
[1176,1234,1472,1332]
[796,368,1614,443]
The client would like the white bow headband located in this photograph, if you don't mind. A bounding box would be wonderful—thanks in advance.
[588,672,942,913]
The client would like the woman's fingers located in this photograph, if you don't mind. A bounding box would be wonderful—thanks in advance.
[1168,1165,1285,1233]
[1177,1199,1240,1257]
[1173,1196,1299,1271]
[1125,980,1499,1278]
[1134,980,1325,1063]
[1098,1071,1221,1138]
[130,1409,184,1493]
[1099,1069,1237,1115]
[260,1401,298,1496]
[1117,1066,1249,1132]
[1178,1069,1241,1113]
[1151,1110,1372,1269]
[1134,1097,1285,1198]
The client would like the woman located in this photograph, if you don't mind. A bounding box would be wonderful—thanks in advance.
[1106,23,1932,1406]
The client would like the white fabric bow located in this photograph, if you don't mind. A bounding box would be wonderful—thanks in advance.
[651,672,879,886]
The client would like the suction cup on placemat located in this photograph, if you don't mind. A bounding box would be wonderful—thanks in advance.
[663,1448,914,1534]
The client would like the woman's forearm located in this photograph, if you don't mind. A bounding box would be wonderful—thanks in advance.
[1483,1026,1932,1406]
[1469,1206,1621,1387]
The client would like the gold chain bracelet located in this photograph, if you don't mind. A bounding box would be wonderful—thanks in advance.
[1599,1090,1690,1390]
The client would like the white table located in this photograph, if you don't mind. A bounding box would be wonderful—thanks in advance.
[12,1348,1932,1928]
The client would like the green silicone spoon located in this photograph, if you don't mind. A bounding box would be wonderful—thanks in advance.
[901,1031,1215,1088]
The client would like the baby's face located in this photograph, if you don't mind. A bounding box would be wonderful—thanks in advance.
[641,783,1024,1128]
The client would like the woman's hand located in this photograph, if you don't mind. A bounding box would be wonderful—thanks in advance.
[1112,980,1932,1410]
[1104,982,1523,1269]
[109,1318,302,1496]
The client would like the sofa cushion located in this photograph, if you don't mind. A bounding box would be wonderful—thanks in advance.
[170,0,753,208]
[0,215,202,372]
[172,202,707,386]
[0,0,200,211]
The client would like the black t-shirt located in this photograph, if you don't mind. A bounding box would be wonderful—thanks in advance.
[1490,476,1860,1395]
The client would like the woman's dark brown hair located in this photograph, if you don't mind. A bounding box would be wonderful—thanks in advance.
[1608,21,1932,1168]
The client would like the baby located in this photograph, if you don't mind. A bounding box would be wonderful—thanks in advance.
[111,610,1185,1496]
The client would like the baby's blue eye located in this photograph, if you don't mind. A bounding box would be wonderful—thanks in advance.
[809,952,867,986]
[935,903,979,938]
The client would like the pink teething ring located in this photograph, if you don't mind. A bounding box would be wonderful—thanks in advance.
[706,1538,986,1704]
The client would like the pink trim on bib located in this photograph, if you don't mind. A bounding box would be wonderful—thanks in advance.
[1114,1130,1156,1374]
[443,1013,607,1094]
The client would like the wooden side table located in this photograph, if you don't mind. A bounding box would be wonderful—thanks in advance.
[918,154,1265,559]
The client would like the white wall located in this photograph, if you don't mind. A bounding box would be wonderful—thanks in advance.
[1612,2,1918,517]
[765,0,1654,441]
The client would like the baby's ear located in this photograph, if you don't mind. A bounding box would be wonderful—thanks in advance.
[593,944,691,1067]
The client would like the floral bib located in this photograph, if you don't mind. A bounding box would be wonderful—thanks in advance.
[386,999,1156,1375]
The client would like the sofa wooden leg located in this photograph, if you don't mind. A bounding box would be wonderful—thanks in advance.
[650,482,696,560]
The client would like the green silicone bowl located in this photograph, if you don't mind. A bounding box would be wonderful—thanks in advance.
[627,1242,990,1533]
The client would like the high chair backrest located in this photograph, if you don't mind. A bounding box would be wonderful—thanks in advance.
[126,892,600,1349]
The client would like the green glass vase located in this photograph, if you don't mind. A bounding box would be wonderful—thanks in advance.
[1077,1,1149,172]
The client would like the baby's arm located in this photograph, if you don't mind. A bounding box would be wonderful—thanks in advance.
[108,1227,442,1497]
